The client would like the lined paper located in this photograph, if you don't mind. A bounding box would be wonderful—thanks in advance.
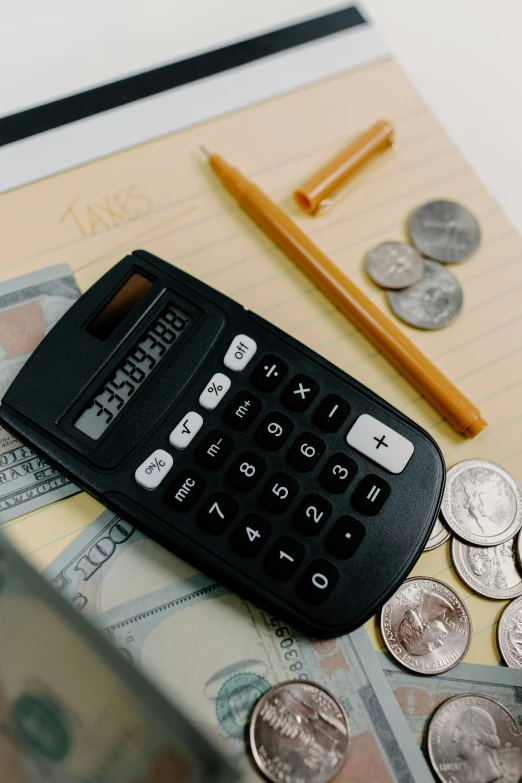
[1,57,520,665]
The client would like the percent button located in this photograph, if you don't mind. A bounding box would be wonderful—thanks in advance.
[135,448,173,490]
[199,372,231,410]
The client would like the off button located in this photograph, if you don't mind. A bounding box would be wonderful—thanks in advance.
[223,334,257,372]
[346,414,414,474]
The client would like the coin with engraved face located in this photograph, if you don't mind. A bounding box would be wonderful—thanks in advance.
[441,459,522,546]
[249,680,349,783]
[407,199,481,263]
[498,596,522,669]
[386,260,463,330]
[451,536,522,600]
[424,517,451,551]
[365,242,424,289]
[380,577,471,674]
[428,694,522,783]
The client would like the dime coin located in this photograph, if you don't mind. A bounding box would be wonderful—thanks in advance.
[427,694,522,783]
[424,516,451,551]
[497,595,522,668]
[380,577,471,675]
[365,241,424,289]
[441,459,522,546]
[386,260,463,330]
[407,199,481,263]
[249,680,349,783]
[451,536,522,600]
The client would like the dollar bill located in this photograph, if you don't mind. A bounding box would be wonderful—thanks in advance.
[379,652,522,757]
[47,511,435,782]
[0,265,81,523]
[0,531,237,783]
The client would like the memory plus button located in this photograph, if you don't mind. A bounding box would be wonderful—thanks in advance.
[224,391,261,430]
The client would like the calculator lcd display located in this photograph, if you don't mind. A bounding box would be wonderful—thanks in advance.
[74,304,192,440]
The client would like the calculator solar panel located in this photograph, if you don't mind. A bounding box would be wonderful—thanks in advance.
[0,250,445,636]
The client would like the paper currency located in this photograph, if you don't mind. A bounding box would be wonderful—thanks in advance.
[380,652,522,757]
[47,510,435,782]
[0,531,237,783]
[0,265,81,523]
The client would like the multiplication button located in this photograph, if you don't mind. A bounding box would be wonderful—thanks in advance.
[282,375,319,412]
[199,372,231,410]
[135,449,173,490]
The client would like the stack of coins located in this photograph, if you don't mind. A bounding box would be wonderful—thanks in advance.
[364,199,481,330]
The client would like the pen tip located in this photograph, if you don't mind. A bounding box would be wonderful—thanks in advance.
[199,145,212,158]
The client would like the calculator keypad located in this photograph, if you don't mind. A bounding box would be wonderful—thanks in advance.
[224,391,261,430]
[135,449,173,490]
[251,355,288,391]
[319,453,358,493]
[297,560,339,604]
[264,537,305,580]
[293,494,332,535]
[351,474,390,515]
[166,469,205,511]
[199,372,231,410]
[282,374,319,411]
[231,514,271,556]
[313,394,350,432]
[198,492,238,533]
[260,472,299,513]
[195,430,234,470]
[287,432,325,472]
[227,451,266,491]
[255,412,293,450]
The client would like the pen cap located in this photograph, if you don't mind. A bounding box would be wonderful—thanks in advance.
[294,120,395,215]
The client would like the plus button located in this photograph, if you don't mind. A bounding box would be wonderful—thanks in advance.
[373,435,388,450]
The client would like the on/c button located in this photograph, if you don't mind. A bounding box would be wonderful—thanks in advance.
[346,414,414,474]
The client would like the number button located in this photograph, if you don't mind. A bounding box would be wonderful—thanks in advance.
[165,470,205,511]
[319,454,357,493]
[255,412,293,451]
[264,537,305,580]
[287,432,325,472]
[223,391,262,430]
[195,430,234,470]
[250,355,288,391]
[281,375,319,412]
[135,449,173,490]
[198,492,238,533]
[351,474,391,515]
[325,516,366,558]
[293,494,332,535]
[227,451,266,491]
[313,394,350,432]
[297,560,339,604]
[231,514,271,556]
[260,472,299,513]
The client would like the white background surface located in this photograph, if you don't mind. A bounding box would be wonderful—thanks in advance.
[2,0,522,233]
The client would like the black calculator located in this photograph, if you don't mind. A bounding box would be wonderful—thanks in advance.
[0,251,445,636]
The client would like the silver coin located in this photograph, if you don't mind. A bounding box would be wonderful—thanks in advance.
[517,529,522,570]
[365,241,424,289]
[427,693,522,783]
[386,260,463,330]
[498,595,522,668]
[451,536,522,600]
[380,577,471,675]
[407,199,481,263]
[424,516,451,551]
[441,459,522,546]
[249,680,349,783]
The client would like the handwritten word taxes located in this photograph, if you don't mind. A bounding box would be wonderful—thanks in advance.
[60,186,153,237]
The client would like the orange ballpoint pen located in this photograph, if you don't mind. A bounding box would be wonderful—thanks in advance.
[201,148,487,439]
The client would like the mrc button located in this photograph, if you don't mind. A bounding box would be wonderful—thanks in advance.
[346,414,414,474]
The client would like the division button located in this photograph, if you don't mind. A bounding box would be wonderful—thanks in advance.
[227,451,266,491]
[313,394,350,432]
[351,474,391,515]
[250,355,288,392]
[346,413,414,474]
[198,492,238,534]
[325,516,366,558]
[281,375,319,412]
[287,432,325,472]
[297,560,339,604]
[264,536,305,580]
[260,472,299,513]
[195,430,234,470]
[135,449,173,490]
[199,372,231,410]
[319,453,358,494]
[230,514,271,557]
[165,469,205,511]
[292,494,332,536]
[223,334,257,372]
[255,412,293,451]
[169,411,203,449]
[223,391,262,430]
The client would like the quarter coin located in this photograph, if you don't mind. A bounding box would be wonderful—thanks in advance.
[451,536,522,600]
[441,459,522,546]
[365,241,424,289]
[386,259,463,330]
[249,680,350,783]
[497,595,522,668]
[407,199,481,263]
[427,694,522,783]
[380,577,471,675]
[424,516,451,551]
[517,529,522,570]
